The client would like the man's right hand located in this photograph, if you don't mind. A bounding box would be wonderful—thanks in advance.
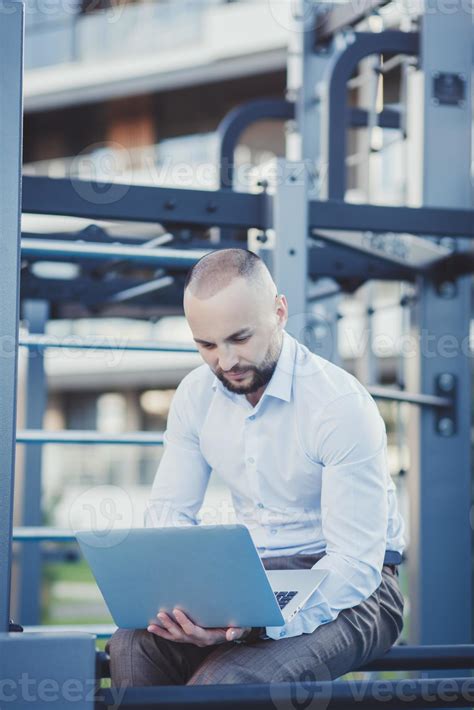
[147,608,251,647]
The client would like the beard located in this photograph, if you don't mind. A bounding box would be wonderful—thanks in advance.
[216,331,283,395]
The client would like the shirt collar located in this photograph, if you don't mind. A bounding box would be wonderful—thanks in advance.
[211,329,295,403]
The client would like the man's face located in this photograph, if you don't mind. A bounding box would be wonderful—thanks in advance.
[184,277,287,395]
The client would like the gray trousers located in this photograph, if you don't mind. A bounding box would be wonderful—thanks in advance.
[106,553,404,687]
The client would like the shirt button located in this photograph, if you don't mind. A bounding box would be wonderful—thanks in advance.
[247,457,255,464]
[279,630,286,638]
[270,529,277,535]
[257,503,264,509]
[248,415,255,421]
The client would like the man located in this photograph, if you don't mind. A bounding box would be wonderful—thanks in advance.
[107,248,405,687]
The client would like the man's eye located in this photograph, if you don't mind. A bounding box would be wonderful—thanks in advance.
[200,336,249,349]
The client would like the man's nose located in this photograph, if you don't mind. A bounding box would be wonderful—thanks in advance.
[218,347,239,372]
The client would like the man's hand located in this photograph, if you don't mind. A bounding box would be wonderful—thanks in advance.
[147,608,251,647]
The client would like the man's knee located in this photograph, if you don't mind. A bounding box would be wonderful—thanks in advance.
[106,628,135,659]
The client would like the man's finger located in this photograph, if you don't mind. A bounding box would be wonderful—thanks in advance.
[157,612,185,638]
[173,609,207,639]
[226,627,250,642]
[147,623,175,641]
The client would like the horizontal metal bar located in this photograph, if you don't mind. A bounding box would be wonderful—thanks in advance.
[97,676,474,709]
[16,430,164,445]
[21,228,174,247]
[309,241,414,283]
[110,276,175,303]
[312,229,451,271]
[378,53,412,74]
[358,644,474,671]
[368,386,451,408]
[24,623,116,638]
[21,239,210,267]
[22,176,264,229]
[350,107,401,129]
[20,335,198,353]
[13,527,81,542]
[310,201,474,237]
[22,177,474,239]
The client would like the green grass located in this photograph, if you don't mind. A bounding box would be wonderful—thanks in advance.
[42,560,114,642]
[44,558,96,583]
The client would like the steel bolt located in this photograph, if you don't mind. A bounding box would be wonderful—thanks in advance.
[438,281,456,298]
[438,373,455,393]
[438,418,454,437]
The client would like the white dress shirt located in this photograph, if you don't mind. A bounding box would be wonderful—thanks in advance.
[144,329,406,640]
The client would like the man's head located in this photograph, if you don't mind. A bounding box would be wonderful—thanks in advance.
[183,248,288,396]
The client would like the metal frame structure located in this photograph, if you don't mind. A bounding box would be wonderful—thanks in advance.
[405,6,473,646]
[1,0,473,705]
[0,0,24,634]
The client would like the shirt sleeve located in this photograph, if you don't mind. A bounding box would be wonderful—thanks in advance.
[144,378,211,528]
[265,391,389,641]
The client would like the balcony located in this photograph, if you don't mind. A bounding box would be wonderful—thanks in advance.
[24,0,289,112]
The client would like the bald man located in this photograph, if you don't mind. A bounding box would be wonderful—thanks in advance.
[107,248,405,688]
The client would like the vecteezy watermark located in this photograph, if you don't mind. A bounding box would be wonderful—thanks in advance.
[69,484,134,547]
[0,673,127,708]
[267,0,321,34]
[26,140,322,200]
[268,662,474,710]
[143,497,322,531]
[6,322,474,371]
[0,0,127,24]
[17,332,134,368]
[269,653,333,710]
[69,142,133,205]
[266,0,474,34]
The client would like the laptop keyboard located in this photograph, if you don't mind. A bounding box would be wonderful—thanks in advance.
[274,591,298,609]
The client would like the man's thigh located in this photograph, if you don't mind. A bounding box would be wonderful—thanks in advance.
[187,567,404,686]
[106,627,218,687]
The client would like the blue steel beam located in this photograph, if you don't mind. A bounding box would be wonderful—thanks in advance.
[308,200,474,237]
[22,176,264,229]
[13,528,82,542]
[21,180,474,237]
[18,301,49,625]
[21,238,211,266]
[0,0,24,633]
[20,336,198,353]
[405,5,473,647]
[96,676,474,709]
[16,430,164,445]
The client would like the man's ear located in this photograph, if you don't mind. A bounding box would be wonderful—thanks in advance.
[276,294,288,327]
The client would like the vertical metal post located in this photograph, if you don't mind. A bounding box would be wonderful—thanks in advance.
[286,0,340,362]
[0,0,24,632]
[18,301,49,625]
[259,159,308,341]
[406,3,472,645]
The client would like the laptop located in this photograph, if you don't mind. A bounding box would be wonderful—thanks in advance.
[75,524,329,629]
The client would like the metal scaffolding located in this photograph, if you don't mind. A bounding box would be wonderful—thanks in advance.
[1,0,473,706]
